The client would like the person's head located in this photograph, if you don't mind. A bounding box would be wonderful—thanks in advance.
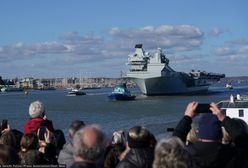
[54,129,66,150]
[29,101,45,118]
[0,131,17,150]
[69,120,85,139]
[0,144,19,164]
[127,126,151,148]
[198,113,223,141]
[20,133,39,153]
[11,129,23,151]
[73,125,106,162]
[21,150,45,165]
[233,118,248,134]
[111,130,125,145]
[153,137,193,168]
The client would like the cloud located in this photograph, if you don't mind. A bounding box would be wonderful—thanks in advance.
[228,38,248,46]
[215,47,237,56]
[0,25,204,64]
[0,24,207,77]
[108,25,204,52]
[0,41,68,62]
[215,38,248,57]
[238,45,248,54]
[208,27,227,37]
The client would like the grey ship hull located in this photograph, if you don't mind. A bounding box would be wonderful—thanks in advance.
[133,77,209,95]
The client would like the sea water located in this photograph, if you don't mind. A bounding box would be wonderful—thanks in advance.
[1,83,248,139]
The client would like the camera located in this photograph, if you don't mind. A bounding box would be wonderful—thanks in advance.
[1,120,8,130]
[196,104,212,113]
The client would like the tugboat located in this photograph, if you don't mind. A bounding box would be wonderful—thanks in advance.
[217,94,248,124]
[108,83,136,101]
[68,88,86,96]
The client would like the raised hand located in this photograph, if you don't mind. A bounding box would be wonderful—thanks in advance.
[184,101,198,118]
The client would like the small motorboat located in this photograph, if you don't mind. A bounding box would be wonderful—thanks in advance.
[225,83,233,90]
[68,88,86,96]
[108,83,136,101]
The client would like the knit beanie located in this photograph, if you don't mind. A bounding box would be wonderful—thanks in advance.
[127,126,150,148]
[198,113,222,140]
[29,101,45,118]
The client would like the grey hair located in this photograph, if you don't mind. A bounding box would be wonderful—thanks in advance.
[29,101,45,118]
[73,124,105,161]
[153,137,193,168]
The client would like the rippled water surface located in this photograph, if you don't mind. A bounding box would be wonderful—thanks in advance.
[1,83,248,138]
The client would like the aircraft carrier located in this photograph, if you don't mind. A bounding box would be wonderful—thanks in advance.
[124,44,225,95]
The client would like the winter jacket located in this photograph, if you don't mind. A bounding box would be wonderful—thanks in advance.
[70,162,97,168]
[221,117,248,168]
[58,142,74,168]
[116,148,154,168]
[173,116,234,168]
[104,144,126,168]
[23,117,54,135]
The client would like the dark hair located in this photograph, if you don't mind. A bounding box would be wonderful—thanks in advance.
[69,120,85,137]
[127,126,151,148]
[20,133,39,152]
[54,129,66,150]
[0,144,19,164]
[21,150,46,165]
[11,129,24,151]
[0,131,17,149]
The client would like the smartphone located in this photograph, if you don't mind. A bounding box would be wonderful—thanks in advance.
[167,128,175,132]
[196,104,212,113]
[38,126,46,140]
[1,120,8,130]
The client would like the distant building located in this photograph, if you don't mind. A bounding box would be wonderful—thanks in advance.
[16,78,34,89]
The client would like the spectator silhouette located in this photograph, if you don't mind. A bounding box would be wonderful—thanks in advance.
[58,120,85,167]
[117,126,154,168]
[153,137,196,168]
[173,102,234,168]
[71,125,106,168]
[23,101,54,135]
[104,130,126,168]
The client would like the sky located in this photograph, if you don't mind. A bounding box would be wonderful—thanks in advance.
[0,0,247,78]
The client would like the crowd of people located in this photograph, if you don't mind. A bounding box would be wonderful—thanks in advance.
[0,100,248,168]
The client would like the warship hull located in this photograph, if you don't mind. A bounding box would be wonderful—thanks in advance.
[132,77,209,95]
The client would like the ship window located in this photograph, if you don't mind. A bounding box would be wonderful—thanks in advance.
[239,110,244,117]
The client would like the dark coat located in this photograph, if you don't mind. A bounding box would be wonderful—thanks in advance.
[221,117,248,168]
[116,148,154,168]
[186,141,233,168]
[173,116,234,168]
[104,145,126,168]
[70,162,97,168]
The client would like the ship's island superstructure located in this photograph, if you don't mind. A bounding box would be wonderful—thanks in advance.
[124,44,225,95]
